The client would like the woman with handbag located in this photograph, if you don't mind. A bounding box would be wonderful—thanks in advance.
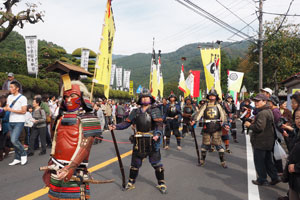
[27,98,47,156]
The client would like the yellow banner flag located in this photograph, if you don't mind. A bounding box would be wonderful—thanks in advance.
[151,66,158,98]
[158,74,164,97]
[94,0,116,99]
[200,48,222,99]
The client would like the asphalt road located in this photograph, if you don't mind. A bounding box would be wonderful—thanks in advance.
[0,121,288,200]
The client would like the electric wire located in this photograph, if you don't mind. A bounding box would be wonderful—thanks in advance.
[215,0,256,31]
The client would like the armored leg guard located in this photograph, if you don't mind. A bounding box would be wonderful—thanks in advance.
[124,166,139,191]
[200,150,207,166]
[154,166,167,194]
[164,137,170,149]
[176,137,182,150]
[225,144,232,154]
[218,152,227,168]
[231,129,238,143]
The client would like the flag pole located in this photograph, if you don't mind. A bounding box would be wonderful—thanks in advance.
[90,1,110,101]
[149,37,155,91]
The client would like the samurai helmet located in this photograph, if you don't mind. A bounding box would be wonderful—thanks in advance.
[225,94,233,100]
[137,88,155,105]
[185,95,193,104]
[168,92,177,101]
[206,88,219,100]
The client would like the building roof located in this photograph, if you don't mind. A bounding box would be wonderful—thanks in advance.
[281,72,300,84]
[46,60,93,80]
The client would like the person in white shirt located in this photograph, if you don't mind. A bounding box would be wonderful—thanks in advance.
[4,81,28,166]
[48,95,57,117]
[24,105,33,147]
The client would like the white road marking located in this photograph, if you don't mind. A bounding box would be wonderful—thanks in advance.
[246,134,261,200]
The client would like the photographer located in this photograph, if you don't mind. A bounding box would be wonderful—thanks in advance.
[240,99,253,134]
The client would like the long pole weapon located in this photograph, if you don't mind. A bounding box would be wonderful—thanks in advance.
[110,129,126,188]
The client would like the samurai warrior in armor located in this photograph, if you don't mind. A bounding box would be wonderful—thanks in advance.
[192,88,229,168]
[182,96,196,138]
[222,94,238,153]
[109,89,167,194]
[164,93,182,150]
[41,81,103,200]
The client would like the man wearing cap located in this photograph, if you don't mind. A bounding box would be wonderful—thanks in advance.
[260,88,273,98]
[245,93,280,186]
[2,72,23,94]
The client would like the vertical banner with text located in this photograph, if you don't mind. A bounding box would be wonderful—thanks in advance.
[80,48,90,79]
[25,35,38,75]
[110,64,116,86]
[129,81,134,95]
[116,67,123,89]
[123,70,131,91]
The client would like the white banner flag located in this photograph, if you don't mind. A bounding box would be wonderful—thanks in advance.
[228,70,244,92]
[123,70,131,90]
[25,36,38,75]
[116,67,123,88]
[80,49,90,79]
[186,73,194,97]
[110,64,116,86]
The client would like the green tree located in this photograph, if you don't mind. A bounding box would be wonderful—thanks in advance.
[0,0,43,42]
[241,17,300,94]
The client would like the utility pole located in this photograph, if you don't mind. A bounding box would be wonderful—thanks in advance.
[258,0,264,90]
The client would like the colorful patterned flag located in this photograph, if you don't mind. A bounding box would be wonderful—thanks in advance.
[227,70,244,92]
[200,48,222,99]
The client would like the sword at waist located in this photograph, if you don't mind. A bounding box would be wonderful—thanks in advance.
[135,132,153,137]
[39,165,114,184]
[203,119,221,123]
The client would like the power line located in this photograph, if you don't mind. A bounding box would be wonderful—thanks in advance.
[215,0,256,31]
[157,0,246,48]
[261,11,300,17]
[183,0,254,39]
[270,0,295,38]
[175,0,254,42]
[227,17,257,41]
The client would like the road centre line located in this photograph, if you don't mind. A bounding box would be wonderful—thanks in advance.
[246,134,260,200]
[17,150,133,200]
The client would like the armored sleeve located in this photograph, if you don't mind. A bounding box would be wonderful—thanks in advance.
[217,104,228,125]
[63,136,94,182]
[115,108,137,130]
[176,104,182,121]
[193,103,207,121]
[151,107,163,136]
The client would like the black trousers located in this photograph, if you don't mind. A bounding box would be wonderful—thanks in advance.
[253,148,278,183]
[28,126,47,153]
[0,132,9,150]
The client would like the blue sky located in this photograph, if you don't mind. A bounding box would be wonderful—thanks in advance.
[10,0,300,55]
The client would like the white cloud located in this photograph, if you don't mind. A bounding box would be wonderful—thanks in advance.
[11,0,300,55]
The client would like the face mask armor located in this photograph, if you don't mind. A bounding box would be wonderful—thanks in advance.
[63,84,82,112]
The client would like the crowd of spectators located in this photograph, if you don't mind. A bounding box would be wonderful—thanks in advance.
[0,72,299,199]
